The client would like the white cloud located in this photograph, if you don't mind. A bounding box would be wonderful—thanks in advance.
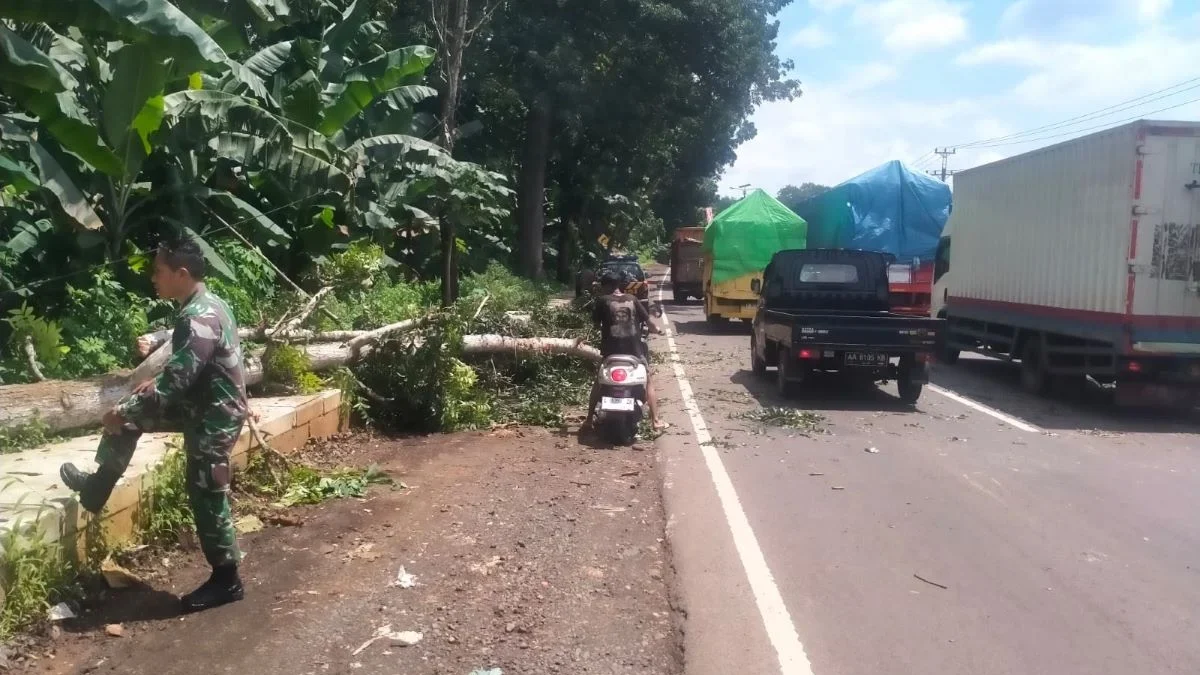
[1000,0,1174,36]
[840,62,898,93]
[957,28,1200,109]
[852,0,968,52]
[718,79,1000,192]
[718,0,1200,196]
[790,24,835,48]
[808,0,856,11]
[1137,0,1173,23]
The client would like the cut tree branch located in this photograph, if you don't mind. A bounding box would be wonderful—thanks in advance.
[345,316,433,359]
[23,336,45,382]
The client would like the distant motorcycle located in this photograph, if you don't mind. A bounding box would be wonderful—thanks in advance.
[590,300,660,446]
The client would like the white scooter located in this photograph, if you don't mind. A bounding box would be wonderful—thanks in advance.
[591,301,660,446]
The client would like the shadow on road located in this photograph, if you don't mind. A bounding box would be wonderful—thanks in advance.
[932,356,1200,434]
[65,582,182,634]
[730,370,921,414]
[670,318,752,337]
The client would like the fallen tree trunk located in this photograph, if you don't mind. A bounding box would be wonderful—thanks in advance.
[462,335,601,362]
[1,336,597,434]
[0,342,354,435]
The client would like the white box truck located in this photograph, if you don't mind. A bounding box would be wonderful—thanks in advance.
[931,120,1200,406]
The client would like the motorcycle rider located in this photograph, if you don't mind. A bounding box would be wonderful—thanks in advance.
[583,268,668,432]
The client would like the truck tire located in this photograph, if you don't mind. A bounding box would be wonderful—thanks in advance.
[940,344,960,365]
[706,313,727,326]
[751,334,767,376]
[898,377,923,404]
[673,290,686,303]
[1020,341,1051,396]
[777,353,797,397]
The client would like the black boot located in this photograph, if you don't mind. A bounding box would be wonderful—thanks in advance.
[59,463,119,514]
[180,565,244,614]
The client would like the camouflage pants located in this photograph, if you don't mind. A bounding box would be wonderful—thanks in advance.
[94,405,245,568]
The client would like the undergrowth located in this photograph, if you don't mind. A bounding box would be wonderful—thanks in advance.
[0,417,57,455]
[0,497,109,640]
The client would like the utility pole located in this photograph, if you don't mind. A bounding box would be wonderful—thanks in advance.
[736,183,751,198]
[928,147,957,182]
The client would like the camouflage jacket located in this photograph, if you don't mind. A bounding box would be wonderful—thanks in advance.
[120,285,248,426]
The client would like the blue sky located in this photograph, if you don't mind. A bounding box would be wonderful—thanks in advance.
[719,0,1200,194]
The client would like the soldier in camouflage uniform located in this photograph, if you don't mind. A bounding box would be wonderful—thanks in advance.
[60,236,249,613]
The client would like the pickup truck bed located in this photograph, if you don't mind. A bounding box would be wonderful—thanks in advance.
[751,249,945,404]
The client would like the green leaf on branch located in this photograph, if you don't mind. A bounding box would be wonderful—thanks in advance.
[316,46,436,137]
[0,24,74,93]
[200,187,291,244]
[26,138,105,231]
[0,155,40,194]
[0,0,228,70]
[102,43,168,172]
[244,40,293,79]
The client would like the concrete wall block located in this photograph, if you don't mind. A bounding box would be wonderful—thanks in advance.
[309,410,341,440]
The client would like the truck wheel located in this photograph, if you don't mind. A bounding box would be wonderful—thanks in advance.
[1020,341,1051,396]
[706,313,727,326]
[673,290,684,303]
[940,344,960,365]
[776,354,797,397]
[898,377,923,404]
[751,334,767,376]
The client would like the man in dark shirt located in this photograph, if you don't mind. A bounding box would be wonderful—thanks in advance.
[584,269,667,431]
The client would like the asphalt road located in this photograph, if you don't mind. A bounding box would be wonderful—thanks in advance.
[651,274,1200,675]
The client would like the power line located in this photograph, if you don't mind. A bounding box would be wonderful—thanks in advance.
[949,74,1200,150]
[961,94,1200,150]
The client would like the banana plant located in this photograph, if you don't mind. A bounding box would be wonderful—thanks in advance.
[0,1,239,262]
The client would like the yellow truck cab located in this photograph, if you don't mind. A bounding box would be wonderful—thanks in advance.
[702,189,807,324]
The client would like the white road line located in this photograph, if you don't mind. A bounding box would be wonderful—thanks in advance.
[927,384,1042,433]
[656,271,815,675]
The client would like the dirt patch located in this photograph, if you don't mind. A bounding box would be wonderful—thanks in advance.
[19,427,682,675]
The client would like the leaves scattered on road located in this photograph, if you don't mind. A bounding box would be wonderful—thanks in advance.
[737,407,827,434]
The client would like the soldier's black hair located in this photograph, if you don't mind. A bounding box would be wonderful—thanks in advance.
[158,235,208,280]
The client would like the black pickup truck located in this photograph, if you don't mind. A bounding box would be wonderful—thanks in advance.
[750,249,945,404]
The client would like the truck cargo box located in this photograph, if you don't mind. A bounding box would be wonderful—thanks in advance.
[935,119,1200,405]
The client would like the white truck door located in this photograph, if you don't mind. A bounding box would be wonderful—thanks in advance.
[1132,130,1200,353]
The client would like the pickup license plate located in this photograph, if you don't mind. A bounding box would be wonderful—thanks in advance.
[845,352,888,367]
[601,397,636,412]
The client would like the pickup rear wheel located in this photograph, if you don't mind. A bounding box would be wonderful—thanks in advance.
[776,353,797,397]
[940,343,960,365]
[751,334,767,376]
[898,377,923,404]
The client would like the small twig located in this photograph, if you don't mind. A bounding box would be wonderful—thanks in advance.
[208,209,340,325]
[471,292,491,321]
[280,287,332,335]
[23,336,45,382]
[247,415,292,487]
[914,574,948,590]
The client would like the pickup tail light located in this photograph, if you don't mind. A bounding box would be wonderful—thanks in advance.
[1126,361,1142,373]
[888,264,914,285]
[798,348,816,360]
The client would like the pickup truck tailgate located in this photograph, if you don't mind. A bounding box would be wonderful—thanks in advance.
[772,311,944,351]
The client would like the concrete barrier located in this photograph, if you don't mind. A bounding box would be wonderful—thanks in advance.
[0,390,343,571]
